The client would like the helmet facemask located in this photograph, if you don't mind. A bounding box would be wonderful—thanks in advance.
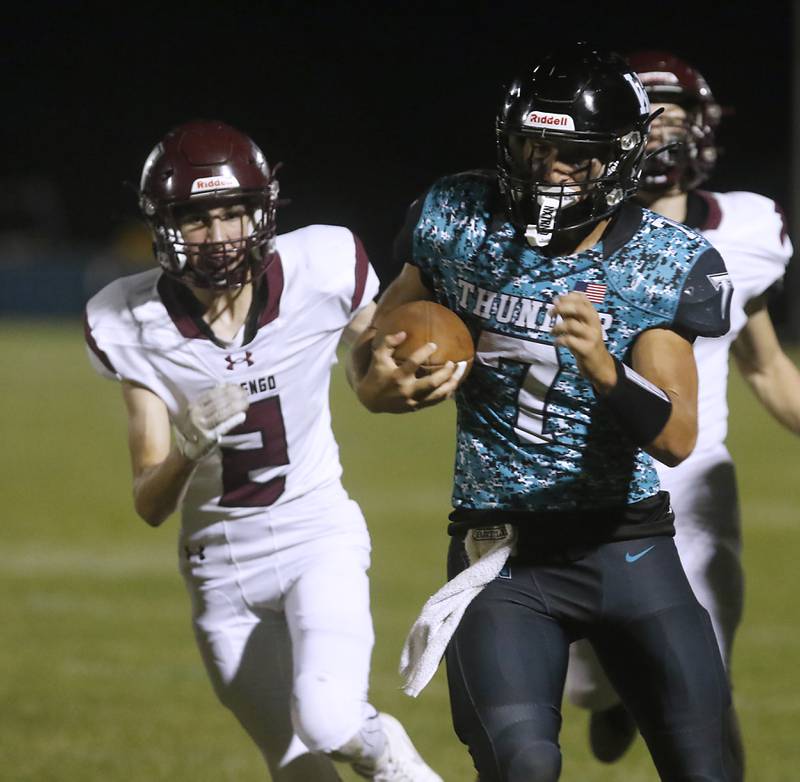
[143,180,279,290]
[629,51,722,193]
[640,102,717,194]
[497,129,646,247]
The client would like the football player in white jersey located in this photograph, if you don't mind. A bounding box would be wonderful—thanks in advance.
[566,52,800,770]
[84,120,442,782]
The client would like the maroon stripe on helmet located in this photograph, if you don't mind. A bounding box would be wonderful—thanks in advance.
[258,253,284,327]
[83,311,117,374]
[351,233,370,312]
[156,274,208,339]
[696,190,722,231]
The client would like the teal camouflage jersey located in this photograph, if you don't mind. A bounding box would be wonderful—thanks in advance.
[404,171,731,512]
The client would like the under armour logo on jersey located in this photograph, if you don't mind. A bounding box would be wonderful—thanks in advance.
[184,545,206,561]
[225,351,254,371]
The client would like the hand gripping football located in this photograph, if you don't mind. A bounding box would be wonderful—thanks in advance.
[373,300,475,378]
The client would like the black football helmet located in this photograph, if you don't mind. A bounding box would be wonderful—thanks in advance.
[628,51,721,193]
[139,120,279,289]
[497,43,654,247]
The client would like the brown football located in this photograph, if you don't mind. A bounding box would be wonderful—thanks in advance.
[372,300,475,377]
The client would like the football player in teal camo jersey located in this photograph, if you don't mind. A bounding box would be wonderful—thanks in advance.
[348,44,741,782]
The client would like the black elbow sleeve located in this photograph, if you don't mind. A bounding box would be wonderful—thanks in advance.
[599,358,673,446]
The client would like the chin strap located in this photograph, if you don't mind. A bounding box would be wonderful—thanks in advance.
[524,194,560,247]
[524,185,587,248]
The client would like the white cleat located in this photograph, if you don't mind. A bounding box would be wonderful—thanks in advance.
[352,712,443,782]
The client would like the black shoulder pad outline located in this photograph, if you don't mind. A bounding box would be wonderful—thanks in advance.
[674,247,733,338]
[392,195,426,268]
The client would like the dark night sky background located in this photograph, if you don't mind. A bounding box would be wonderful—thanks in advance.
[3,1,795,315]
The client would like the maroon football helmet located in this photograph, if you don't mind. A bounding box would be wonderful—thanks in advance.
[627,51,721,192]
[139,120,279,289]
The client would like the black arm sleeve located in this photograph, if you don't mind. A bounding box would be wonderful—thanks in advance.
[392,196,424,267]
[673,247,733,338]
[389,193,433,293]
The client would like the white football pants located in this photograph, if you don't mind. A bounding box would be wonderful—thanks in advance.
[179,490,375,780]
[566,445,743,709]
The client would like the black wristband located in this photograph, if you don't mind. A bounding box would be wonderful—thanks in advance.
[599,357,673,446]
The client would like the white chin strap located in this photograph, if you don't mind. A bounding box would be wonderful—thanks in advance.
[524,187,581,248]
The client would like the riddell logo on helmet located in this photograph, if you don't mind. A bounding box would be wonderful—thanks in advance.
[522,111,575,130]
[191,175,241,193]
[638,71,680,86]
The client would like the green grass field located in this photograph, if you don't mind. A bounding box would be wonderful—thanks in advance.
[1,320,798,781]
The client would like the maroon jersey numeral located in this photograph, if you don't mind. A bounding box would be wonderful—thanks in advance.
[219,396,289,507]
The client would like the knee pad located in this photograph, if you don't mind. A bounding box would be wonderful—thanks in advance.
[480,713,562,782]
[501,739,561,782]
[291,671,364,753]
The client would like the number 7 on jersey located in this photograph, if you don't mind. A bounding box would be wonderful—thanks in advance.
[476,332,562,445]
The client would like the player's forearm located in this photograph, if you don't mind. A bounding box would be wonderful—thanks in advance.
[345,328,377,392]
[625,329,698,466]
[597,374,697,466]
[132,448,198,527]
[642,393,697,467]
[592,347,697,467]
[740,352,800,435]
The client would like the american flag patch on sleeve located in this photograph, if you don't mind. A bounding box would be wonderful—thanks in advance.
[574,280,607,304]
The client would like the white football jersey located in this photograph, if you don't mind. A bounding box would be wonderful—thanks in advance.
[674,190,791,454]
[85,225,379,532]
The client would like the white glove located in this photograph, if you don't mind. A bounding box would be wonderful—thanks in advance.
[175,384,249,461]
